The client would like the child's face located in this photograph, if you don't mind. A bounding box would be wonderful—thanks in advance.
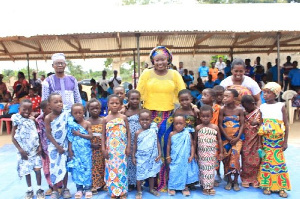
[179,93,192,108]
[208,75,212,81]
[201,90,213,105]
[12,98,19,104]
[20,102,32,118]
[242,102,255,113]
[49,95,63,113]
[128,93,140,108]
[114,88,125,100]
[218,74,224,80]
[222,91,235,105]
[43,104,52,116]
[28,89,35,96]
[173,116,186,132]
[139,112,152,130]
[263,89,276,102]
[88,102,101,117]
[108,97,121,113]
[72,106,84,122]
[91,93,96,99]
[215,91,224,104]
[200,110,212,125]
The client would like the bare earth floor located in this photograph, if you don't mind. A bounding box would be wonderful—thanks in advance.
[0,121,299,199]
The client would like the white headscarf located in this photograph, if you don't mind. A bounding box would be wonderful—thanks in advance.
[51,53,66,64]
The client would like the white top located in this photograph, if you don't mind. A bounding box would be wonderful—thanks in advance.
[216,62,226,73]
[260,102,284,120]
[220,75,261,96]
[109,76,122,87]
[98,78,108,91]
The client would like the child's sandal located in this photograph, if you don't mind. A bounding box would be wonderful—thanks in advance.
[74,191,83,199]
[233,183,240,191]
[50,191,59,199]
[242,182,250,188]
[62,188,72,199]
[135,191,142,199]
[182,187,190,196]
[263,189,271,195]
[45,188,53,196]
[85,191,93,199]
[209,189,216,196]
[149,189,160,197]
[202,189,210,195]
[91,188,98,195]
[279,190,288,198]
[225,182,232,190]
[168,189,176,196]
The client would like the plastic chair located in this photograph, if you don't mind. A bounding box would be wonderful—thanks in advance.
[282,90,298,124]
[0,118,12,135]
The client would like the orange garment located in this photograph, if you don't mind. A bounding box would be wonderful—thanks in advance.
[210,103,220,125]
[209,68,219,81]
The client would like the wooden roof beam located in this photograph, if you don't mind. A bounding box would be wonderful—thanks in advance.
[0,42,15,61]
[12,41,39,51]
[36,40,46,60]
[194,34,214,46]
[73,39,85,60]
[281,36,300,44]
[267,34,281,55]
[64,40,80,51]
[236,34,265,45]
[157,35,167,46]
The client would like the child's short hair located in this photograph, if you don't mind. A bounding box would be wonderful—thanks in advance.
[107,94,122,104]
[213,85,225,92]
[241,95,255,104]
[173,114,185,120]
[113,86,125,92]
[127,89,141,98]
[71,103,85,113]
[203,88,216,98]
[139,109,151,117]
[48,93,61,103]
[20,99,32,106]
[40,100,48,110]
[86,98,101,110]
[200,104,213,114]
[226,89,239,98]
[178,89,192,98]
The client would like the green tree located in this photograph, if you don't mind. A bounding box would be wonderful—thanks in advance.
[104,58,113,68]
[66,60,86,80]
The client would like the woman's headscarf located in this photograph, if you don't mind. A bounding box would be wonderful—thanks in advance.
[263,82,281,97]
[149,46,172,65]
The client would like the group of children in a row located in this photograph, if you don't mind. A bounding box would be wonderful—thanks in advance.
[12,82,291,199]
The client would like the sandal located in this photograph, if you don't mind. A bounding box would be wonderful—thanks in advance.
[91,188,98,195]
[45,188,53,196]
[279,190,288,198]
[36,189,45,199]
[120,194,127,199]
[168,189,176,196]
[209,188,216,196]
[62,188,72,199]
[252,182,260,188]
[149,189,160,197]
[182,187,190,196]
[225,182,232,190]
[85,191,93,199]
[233,183,240,191]
[51,191,59,199]
[263,189,271,195]
[214,180,220,187]
[242,182,250,188]
[135,191,142,199]
[25,190,34,199]
[74,191,83,199]
[202,189,210,195]
[102,185,108,191]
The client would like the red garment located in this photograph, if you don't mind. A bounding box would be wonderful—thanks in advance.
[26,95,41,113]
[13,80,29,98]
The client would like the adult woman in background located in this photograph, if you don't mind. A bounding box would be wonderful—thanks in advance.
[137,46,186,192]
[220,58,261,106]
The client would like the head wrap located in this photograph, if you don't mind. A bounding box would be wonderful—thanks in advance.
[51,53,66,64]
[149,46,172,65]
[263,82,281,97]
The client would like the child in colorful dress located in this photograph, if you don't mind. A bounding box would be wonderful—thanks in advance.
[219,89,245,191]
[45,93,71,199]
[132,109,162,199]
[125,90,142,190]
[195,105,223,196]
[67,103,93,199]
[240,95,261,188]
[166,115,199,196]
[101,94,131,199]
[258,82,291,198]
[11,99,44,199]
[87,99,106,194]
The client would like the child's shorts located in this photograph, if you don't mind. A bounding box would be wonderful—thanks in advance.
[17,153,42,178]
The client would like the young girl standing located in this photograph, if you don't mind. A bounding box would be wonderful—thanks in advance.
[87,99,106,194]
[11,99,44,199]
[124,90,142,190]
[195,105,223,196]
[67,103,93,199]
[219,89,245,191]
[258,82,291,198]
[240,95,261,188]
[101,95,131,199]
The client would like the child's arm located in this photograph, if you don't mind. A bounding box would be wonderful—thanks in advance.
[11,125,28,160]
[282,105,289,151]
[124,116,131,157]
[72,121,93,140]
[156,135,162,162]
[188,133,195,163]
[231,108,245,145]
[101,118,109,159]
[166,132,173,164]
[45,115,65,154]
[132,129,140,165]
[218,107,231,141]
[68,141,73,159]
[194,125,200,161]
[216,126,224,161]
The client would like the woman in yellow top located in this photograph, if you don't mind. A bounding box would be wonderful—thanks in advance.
[137,46,186,192]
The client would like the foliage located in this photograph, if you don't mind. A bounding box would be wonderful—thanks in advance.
[211,55,228,65]
[196,0,290,3]
[104,58,113,68]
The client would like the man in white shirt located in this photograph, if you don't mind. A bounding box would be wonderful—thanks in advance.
[98,70,109,91]
[109,70,122,87]
[216,57,226,74]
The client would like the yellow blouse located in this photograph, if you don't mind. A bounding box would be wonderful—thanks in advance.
[137,69,186,111]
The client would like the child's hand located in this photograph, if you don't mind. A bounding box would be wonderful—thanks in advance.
[119,106,126,114]
[219,153,224,161]
[282,142,288,151]
[166,157,171,164]
[250,121,259,127]
[72,130,80,136]
[194,154,199,162]
[188,156,193,163]
[132,157,136,165]
[230,137,239,145]
[57,146,65,154]
[103,150,109,159]
[37,146,42,156]
[69,150,74,159]
[125,147,130,157]
[155,155,161,162]
[19,149,28,160]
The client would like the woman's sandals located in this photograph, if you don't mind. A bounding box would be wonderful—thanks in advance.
[279,190,288,198]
